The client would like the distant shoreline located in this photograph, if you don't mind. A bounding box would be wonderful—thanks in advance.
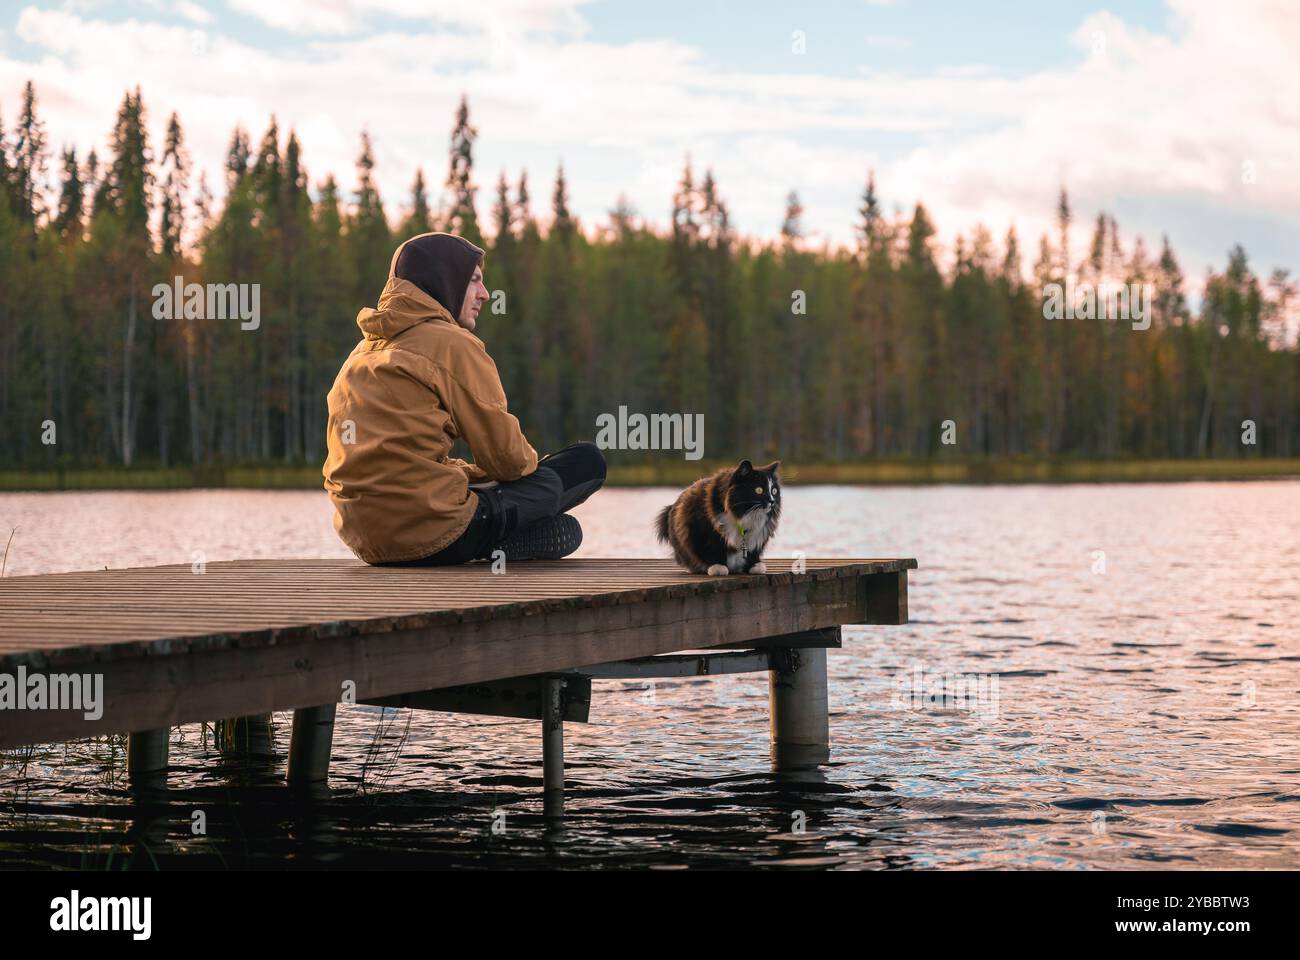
[2,458,1299,491]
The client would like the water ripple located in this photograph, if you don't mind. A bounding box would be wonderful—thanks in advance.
[2,481,1298,869]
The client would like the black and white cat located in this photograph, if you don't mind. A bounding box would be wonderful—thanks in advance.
[654,459,781,575]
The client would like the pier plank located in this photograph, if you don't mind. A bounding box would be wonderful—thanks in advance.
[0,558,914,749]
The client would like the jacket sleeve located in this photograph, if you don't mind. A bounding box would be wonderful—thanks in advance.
[444,456,490,484]
[434,336,539,482]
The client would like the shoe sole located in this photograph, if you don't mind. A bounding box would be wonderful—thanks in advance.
[498,514,583,561]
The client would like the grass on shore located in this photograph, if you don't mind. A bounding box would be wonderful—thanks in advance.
[2,457,1299,491]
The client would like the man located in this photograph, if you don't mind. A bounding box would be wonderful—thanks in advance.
[323,232,605,565]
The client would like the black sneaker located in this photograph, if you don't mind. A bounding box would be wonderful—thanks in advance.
[493,514,583,561]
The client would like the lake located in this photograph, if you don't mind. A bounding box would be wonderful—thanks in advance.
[1,481,1297,869]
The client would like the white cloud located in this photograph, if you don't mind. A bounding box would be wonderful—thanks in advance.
[137,0,215,24]
[0,0,1296,282]
[175,1,213,26]
[223,0,593,37]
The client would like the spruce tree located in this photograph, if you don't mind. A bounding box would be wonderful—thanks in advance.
[349,131,390,308]
[158,113,189,262]
[444,95,482,246]
[401,167,432,238]
[12,80,49,231]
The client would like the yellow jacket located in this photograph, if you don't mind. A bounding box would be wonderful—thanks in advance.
[323,276,539,563]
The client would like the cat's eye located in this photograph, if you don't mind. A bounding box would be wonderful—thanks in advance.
[754,486,762,494]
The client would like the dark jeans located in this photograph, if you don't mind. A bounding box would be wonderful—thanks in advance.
[404,441,607,566]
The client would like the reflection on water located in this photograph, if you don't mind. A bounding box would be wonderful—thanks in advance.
[1,482,1298,869]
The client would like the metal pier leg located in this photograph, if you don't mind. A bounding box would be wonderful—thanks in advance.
[287,704,337,785]
[127,727,170,780]
[769,647,830,770]
[542,677,565,817]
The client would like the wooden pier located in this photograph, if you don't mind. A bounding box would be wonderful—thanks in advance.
[0,558,914,808]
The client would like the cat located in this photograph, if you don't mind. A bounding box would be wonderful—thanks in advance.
[654,459,782,576]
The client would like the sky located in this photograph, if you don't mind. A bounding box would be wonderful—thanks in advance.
[1,0,1297,288]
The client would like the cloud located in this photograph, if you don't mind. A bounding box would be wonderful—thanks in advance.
[174,1,213,25]
[223,0,593,37]
[137,0,215,24]
[894,1,1300,272]
[0,0,1296,283]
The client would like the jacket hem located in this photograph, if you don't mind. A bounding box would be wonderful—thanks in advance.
[348,501,478,565]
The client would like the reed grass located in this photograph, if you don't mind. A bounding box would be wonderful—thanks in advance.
[3,457,1298,491]
[0,455,1294,489]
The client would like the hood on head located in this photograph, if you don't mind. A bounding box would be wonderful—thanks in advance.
[355,277,456,340]
[390,231,485,320]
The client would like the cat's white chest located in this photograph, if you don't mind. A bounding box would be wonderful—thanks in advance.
[718,508,768,572]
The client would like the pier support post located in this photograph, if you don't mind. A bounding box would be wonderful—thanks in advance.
[768,647,830,770]
[127,727,170,779]
[222,713,274,756]
[541,677,565,817]
[287,704,337,785]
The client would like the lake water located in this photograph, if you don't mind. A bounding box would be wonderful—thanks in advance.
[1,482,1297,869]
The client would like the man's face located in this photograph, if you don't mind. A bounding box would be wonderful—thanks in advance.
[458,264,490,331]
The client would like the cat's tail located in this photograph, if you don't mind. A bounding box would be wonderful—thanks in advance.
[654,504,672,545]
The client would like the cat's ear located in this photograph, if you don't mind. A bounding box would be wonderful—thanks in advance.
[736,459,753,475]
[761,459,782,475]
